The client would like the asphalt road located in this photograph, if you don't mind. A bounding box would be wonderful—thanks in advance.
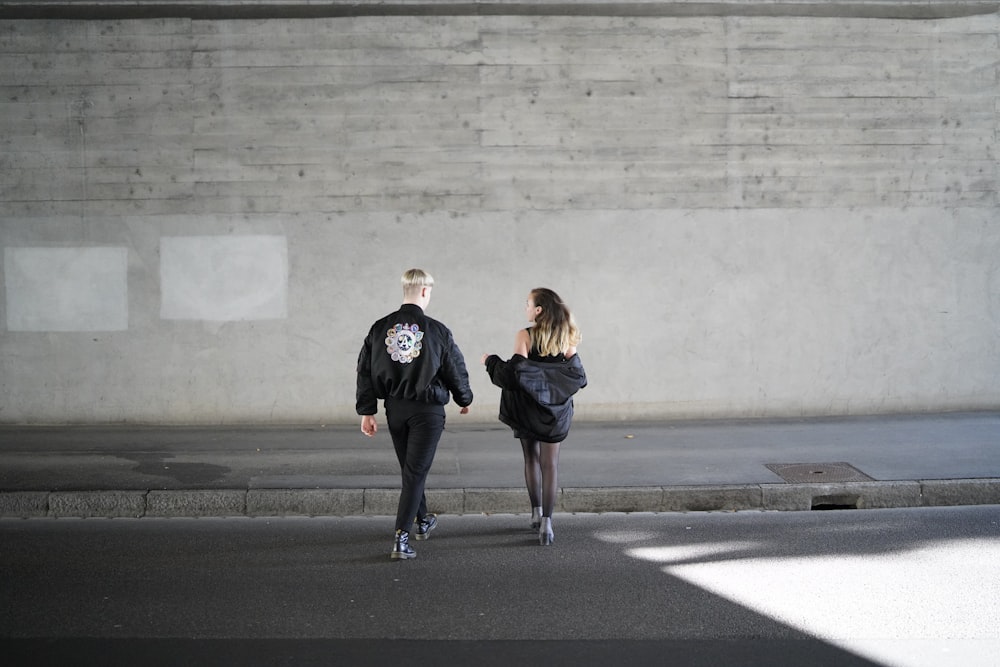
[2,506,998,667]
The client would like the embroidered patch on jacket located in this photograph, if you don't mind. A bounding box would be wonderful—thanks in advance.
[385,323,424,363]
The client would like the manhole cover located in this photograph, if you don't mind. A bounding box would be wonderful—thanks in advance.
[765,462,874,483]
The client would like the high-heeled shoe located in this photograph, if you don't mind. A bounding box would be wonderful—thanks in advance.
[530,507,542,531]
[539,517,554,546]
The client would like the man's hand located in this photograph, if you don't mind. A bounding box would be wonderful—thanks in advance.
[361,415,378,437]
[460,406,470,415]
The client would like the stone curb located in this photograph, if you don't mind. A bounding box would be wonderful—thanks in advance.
[48,491,147,519]
[1,479,998,518]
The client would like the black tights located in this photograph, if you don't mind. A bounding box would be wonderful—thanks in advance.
[520,438,560,518]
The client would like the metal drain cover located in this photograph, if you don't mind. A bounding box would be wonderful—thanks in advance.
[765,462,874,483]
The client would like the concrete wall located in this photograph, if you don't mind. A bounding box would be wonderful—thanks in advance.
[1,3,998,423]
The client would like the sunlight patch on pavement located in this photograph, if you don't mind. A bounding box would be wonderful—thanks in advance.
[627,542,762,563]
[592,530,660,544]
[649,537,1000,667]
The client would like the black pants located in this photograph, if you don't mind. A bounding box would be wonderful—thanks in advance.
[385,399,446,533]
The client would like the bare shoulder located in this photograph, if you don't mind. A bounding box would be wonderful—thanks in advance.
[514,328,531,356]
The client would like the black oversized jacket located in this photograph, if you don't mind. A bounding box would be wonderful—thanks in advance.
[356,303,473,415]
[484,352,587,443]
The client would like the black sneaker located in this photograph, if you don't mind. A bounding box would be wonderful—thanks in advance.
[391,530,416,560]
[413,513,437,541]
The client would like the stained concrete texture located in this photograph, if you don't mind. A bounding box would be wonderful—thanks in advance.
[1,411,997,518]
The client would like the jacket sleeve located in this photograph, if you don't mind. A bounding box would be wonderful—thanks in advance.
[439,330,474,408]
[355,329,378,415]
[485,354,519,391]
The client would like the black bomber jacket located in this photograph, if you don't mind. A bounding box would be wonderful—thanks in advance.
[356,304,473,415]
[485,352,587,443]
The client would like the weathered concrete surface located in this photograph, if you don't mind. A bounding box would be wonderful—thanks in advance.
[0,412,996,517]
[1,1,998,20]
[0,4,997,423]
[146,488,247,516]
[5,480,997,518]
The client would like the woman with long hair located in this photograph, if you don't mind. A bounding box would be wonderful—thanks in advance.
[483,288,586,545]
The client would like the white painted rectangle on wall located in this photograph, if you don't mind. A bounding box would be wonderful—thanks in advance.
[160,235,288,321]
[4,247,129,332]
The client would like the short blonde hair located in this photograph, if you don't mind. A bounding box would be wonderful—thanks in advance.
[401,268,434,294]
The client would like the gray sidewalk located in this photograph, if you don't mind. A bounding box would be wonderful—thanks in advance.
[1,411,998,518]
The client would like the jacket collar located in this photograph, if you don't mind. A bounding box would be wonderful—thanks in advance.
[398,303,424,315]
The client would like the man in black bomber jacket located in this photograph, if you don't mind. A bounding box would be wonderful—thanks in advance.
[356,269,473,560]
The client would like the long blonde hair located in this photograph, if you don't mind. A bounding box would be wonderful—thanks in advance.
[529,288,581,357]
